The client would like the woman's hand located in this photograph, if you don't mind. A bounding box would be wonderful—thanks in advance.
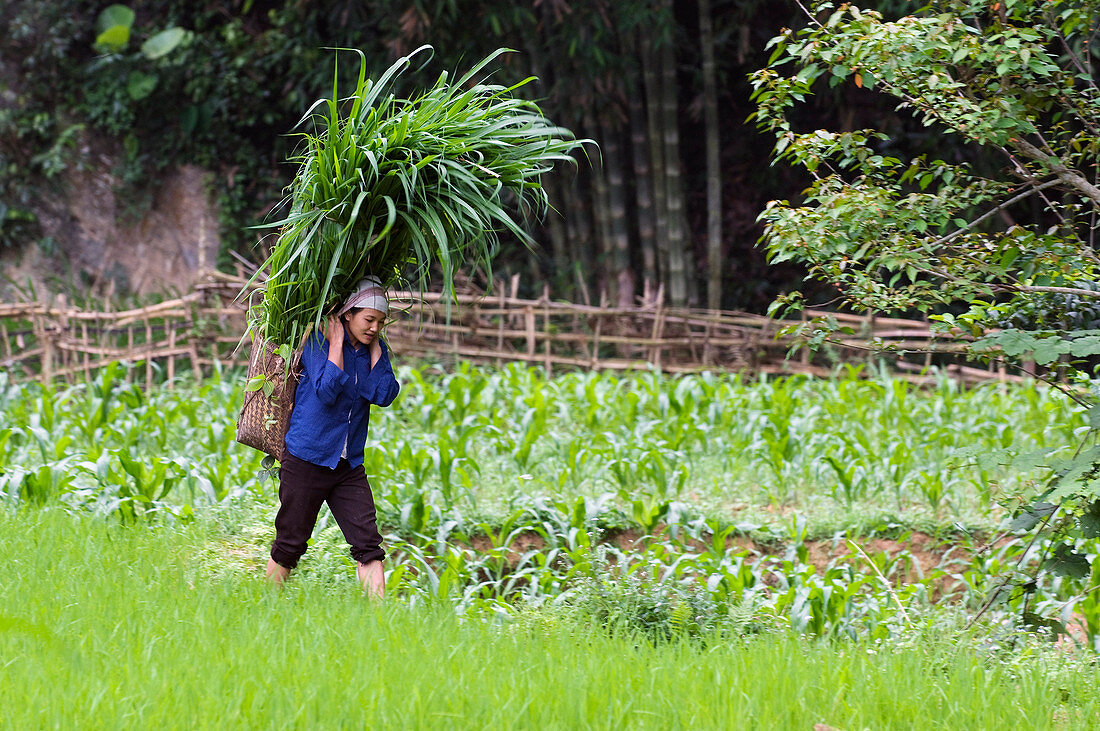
[369,337,382,368]
[326,316,344,370]
[326,316,344,345]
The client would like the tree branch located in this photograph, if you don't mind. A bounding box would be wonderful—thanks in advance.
[1011,137,1100,209]
[912,263,1100,301]
[1048,7,1100,94]
[965,505,1059,631]
[793,0,823,27]
[930,178,1062,248]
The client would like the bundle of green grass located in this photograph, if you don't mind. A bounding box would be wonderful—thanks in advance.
[249,45,584,351]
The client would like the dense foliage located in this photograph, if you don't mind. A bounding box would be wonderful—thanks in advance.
[0,0,919,308]
[752,0,1100,599]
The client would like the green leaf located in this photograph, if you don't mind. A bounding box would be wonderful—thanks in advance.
[1031,337,1071,365]
[96,5,135,35]
[975,330,1036,357]
[126,72,158,100]
[1009,502,1056,532]
[1022,611,1066,636]
[141,27,187,60]
[94,25,131,53]
[1045,544,1091,579]
[1079,500,1100,538]
[1069,335,1100,358]
[180,105,199,135]
[998,246,1020,270]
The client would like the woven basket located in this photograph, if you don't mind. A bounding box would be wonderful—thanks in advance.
[235,336,302,461]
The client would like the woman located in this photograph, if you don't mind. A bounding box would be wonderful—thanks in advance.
[265,276,400,597]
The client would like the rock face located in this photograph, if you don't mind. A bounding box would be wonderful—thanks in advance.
[2,150,221,300]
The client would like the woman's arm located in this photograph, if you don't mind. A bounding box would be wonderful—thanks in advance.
[300,324,349,407]
[357,338,400,407]
[326,317,344,371]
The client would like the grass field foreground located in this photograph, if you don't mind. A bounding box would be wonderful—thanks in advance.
[3,509,1099,729]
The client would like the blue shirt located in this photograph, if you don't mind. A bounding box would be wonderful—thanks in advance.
[284,331,400,469]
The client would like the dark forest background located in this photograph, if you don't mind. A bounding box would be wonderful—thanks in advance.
[1,0,925,310]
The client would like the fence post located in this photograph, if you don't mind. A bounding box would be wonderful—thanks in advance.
[591,308,603,370]
[81,321,91,381]
[650,303,664,369]
[36,312,52,383]
[167,322,177,388]
[525,305,535,363]
[496,279,505,368]
[543,285,552,375]
[702,320,713,366]
[864,309,877,368]
[800,309,810,366]
[145,316,154,393]
[55,294,70,381]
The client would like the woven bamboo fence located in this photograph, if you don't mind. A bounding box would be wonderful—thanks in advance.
[0,270,1018,388]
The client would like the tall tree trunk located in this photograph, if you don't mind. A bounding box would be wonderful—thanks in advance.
[542,172,571,291]
[639,25,669,301]
[588,114,615,301]
[659,12,692,307]
[525,38,574,293]
[562,172,597,303]
[699,0,723,310]
[628,45,658,292]
[601,116,635,308]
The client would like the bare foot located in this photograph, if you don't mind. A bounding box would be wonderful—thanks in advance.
[265,558,290,585]
[357,560,384,600]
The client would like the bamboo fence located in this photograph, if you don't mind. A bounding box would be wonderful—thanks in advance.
[0,270,1020,388]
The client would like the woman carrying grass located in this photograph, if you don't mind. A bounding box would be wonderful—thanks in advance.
[264,277,399,597]
[249,49,582,596]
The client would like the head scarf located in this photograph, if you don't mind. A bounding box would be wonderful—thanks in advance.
[338,275,389,316]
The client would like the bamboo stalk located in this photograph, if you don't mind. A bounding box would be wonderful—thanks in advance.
[82,322,91,381]
[525,306,535,359]
[496,279,505,369]
[167,323,177,387]
[591,310,603,369]
[145,317,154,393]
[35,314,52,383]
[543,285,552,375]
[190,341,203,381]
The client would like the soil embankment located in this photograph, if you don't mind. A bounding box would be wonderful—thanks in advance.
[2,141,218,299]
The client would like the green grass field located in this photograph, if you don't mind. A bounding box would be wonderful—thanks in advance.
[3,362,1100,727]
[4,509,1099,729]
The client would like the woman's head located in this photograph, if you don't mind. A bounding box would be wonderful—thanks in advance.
[338,276,388,318]
[338,277,389,348]
[341,306,386,347]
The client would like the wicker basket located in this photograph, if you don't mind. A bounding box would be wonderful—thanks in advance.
[235,336,302,461]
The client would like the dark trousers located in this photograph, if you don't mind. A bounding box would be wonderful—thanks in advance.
[270,452,386,570]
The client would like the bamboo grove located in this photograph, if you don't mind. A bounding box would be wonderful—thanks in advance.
[2,0,927,310]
